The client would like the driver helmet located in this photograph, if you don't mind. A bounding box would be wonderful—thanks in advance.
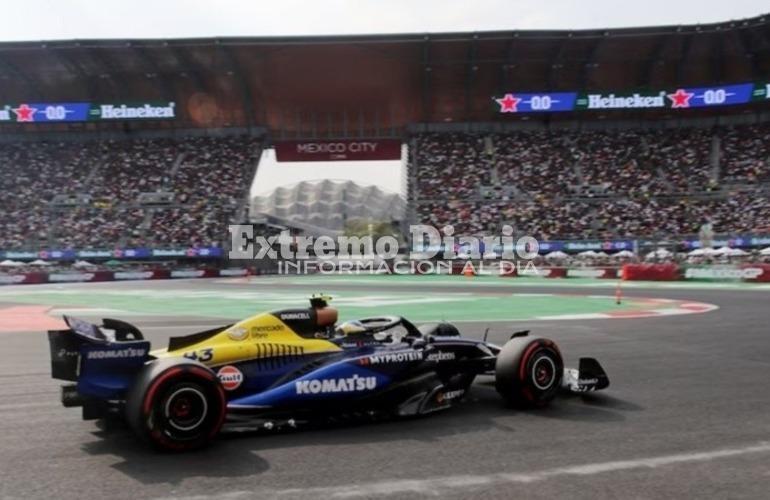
[335,320,367,336]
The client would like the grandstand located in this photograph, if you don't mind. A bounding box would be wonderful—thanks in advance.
[412,125,770,239]
[0,13,769,261]
[0,137,260,250]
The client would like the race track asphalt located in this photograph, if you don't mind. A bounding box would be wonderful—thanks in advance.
[0,277,769,500]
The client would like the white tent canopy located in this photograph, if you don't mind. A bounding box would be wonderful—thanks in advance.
[688,247,719,256]
[29,259,52,266]
[645,248,672,259]
[0,259,24,267]
[577,250,598,257]
[612,250,636,258]
[722,247,748,257]
[72,260,96,268]
[760,247,770,256]
[544,251,569,260]
[710,247,748,257]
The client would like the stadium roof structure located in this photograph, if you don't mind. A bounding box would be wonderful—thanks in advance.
[1,13,769,135]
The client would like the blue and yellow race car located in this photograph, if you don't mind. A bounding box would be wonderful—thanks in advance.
[47,295,609,451]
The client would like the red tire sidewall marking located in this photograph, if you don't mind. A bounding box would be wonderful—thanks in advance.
[143,367,183,415]
[142,365,226,443]
[519,343,540,381]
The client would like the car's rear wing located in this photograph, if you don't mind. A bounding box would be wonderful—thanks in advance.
[48,316,151,400]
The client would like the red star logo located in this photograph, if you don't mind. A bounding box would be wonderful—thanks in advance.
[12,103,37,122]
[667,89,693,108]
[495,93,521,113]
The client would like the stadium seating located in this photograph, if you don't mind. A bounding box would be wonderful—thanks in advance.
[1,123,768,250]
[720,124,770,183]
[412,123,770,239]
[0,136,260,249]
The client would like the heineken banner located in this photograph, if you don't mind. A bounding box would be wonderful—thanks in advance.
[0,102,176,123]
[494,81,770,113]
[0,246,222,260]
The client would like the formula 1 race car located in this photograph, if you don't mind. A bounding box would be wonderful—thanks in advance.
[47,295,609,451]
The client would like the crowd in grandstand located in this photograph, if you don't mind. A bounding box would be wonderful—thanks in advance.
[720,124,770,183]
[415,134,491,199]
[414,123,770,240]
[0,122,768,252]
[51,208,146,249]
[0,136,259,249]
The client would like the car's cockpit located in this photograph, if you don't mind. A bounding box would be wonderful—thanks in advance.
[274,294,461,346]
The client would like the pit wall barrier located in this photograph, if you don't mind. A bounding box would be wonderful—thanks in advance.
[0,268,248,286]
[622,264,770,282]
[621,264,681,281]
[541,268,567,279]
[520,267,617,279]
[742,264,770,282]
[449,262,769,282]
[3,264,769,285]
[683,264,770,282]
[450,263,618,279]
[566,268,618,279]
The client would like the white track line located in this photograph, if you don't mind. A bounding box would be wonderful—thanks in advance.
[535,313,607,320]
[48,308,127,315]
[157,441,770,499]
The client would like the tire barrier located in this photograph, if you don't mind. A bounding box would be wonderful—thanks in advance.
[741,264,770,282]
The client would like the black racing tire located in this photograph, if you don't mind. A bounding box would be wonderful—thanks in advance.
[494,337,563,408]
[125,358,226,452]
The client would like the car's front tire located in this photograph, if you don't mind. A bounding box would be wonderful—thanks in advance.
[495,337,563,408]
[125,359,226,451]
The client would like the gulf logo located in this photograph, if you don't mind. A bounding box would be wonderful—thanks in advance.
[217,365,244,391]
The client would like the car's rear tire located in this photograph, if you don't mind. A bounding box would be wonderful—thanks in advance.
[125,359,226,451]
[495,337,563,408]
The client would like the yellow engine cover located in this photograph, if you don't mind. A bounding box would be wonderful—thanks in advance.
[152,311,341,367]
